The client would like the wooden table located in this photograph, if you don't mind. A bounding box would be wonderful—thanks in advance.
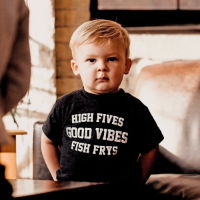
[0,130,27,179]
[9,179,108,199]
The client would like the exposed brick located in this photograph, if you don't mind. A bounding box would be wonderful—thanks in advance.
[56,60,74,77]
[55,0,90,10]
[68,0,90,10]
[56,43,72,60]
[55,0,90,99]
[55,10,67,27]
[55,27,71,43]
[56,77,83,96]
[55,0,70,9]
[55,27,78,43]
[66,10,90,26]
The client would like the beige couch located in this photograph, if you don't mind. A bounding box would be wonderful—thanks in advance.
[133,60,200,199]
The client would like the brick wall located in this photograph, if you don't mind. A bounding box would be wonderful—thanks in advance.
[55,0,90,97]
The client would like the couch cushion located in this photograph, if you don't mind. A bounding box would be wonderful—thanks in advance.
[146,174,200,200]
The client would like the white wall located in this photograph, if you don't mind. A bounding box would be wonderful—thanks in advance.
[120,33,200,93]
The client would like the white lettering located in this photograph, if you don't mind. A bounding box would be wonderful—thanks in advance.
[77,127,84,139]
[78,114,81,123]
[95,128,128,143]
[72,115,78,123]
[82,113,87,122]
[85,128,92,139]
[71,141,91,153]
[118,118,124,127]
[113,146,118,155]
[93,145,99,154]
[107,115,113,124]
[106,146,112,155]
[112,116,118,126]
[122,132,128,143]
[87,113,94,122]
[96,113,103,122]
[66,127,71,137]
[71,141,77,150]
[92,145,119,155]
[102,114,106,123]
[96,128,103,139]
[99,146,106,155]
[78,143,84,152]
[71,127,77,138]
[72,113,94,123]
[83,143,91,153]
[114,131,122,143]
[102,129,107,140]
[107,129,115,141]
[66,127,92,139]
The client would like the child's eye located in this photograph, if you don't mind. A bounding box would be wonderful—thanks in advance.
[87,59,95,62]
[108,57,117,61]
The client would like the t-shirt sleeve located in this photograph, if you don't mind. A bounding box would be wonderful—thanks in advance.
[137,105,164,154]
[42,99,62,145]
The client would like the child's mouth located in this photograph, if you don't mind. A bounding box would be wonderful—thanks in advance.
[96,77,109,81]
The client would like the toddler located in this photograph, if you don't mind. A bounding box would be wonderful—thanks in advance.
[41,19,163,198]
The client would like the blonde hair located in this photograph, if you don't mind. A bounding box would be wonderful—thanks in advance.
[69,19,130,59]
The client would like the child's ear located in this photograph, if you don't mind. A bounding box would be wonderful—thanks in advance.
[71,60,80,76]
[124,58,132,75]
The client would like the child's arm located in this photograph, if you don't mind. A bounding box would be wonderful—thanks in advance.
[137,145,159,187]
[41,132,60,181]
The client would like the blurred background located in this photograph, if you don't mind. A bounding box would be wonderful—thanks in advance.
[2,0,200,179]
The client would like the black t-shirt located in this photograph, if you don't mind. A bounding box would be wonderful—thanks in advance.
[42,88,163,185]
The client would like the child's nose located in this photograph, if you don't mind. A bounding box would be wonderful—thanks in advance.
[97,62,108,72]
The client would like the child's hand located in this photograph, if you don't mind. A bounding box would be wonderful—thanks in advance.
[137,145,159,187]
[41,132,60,181]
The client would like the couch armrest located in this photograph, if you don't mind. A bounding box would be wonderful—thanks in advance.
[152,145,200,174]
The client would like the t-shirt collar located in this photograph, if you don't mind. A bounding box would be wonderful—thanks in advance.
[81,87,125,101]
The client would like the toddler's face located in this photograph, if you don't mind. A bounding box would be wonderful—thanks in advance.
[71,41,132,95]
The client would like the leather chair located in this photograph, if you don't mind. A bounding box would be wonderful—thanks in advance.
[133,59,200,173]
[133,59,200,199]
[33,121,52,180]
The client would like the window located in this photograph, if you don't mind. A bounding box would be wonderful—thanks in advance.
[90,0,200,27]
